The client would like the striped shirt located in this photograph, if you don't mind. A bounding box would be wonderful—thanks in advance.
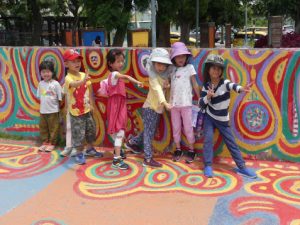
[199,79,242,122]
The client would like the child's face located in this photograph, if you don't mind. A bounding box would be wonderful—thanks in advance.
[40,69,53,81]
[65,58,82,73]
[153,62,168,73]
[109,55,125,72]
[209,65,223,81]
[174,55,187,67]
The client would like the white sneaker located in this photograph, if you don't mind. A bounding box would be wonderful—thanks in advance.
[60,147,73,157]
[70,148,77,157]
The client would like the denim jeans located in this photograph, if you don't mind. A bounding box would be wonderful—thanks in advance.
[203,114,245,168]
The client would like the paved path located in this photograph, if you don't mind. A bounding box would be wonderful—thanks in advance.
[0,140,300,225]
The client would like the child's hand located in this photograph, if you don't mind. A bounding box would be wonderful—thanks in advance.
[164,102,172,111]
[242,81,254,93]
[137,81,144,88]
[163,80,170,89]
[84,69,91,82]
[207,86,215,100]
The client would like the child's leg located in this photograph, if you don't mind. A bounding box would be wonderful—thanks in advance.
[203,116,215,166]
[111,130,128,170]
[217,123,245,168]
[171,107,182,148]
[181,107,196,163]
[70,114,85,152]
[142,108,160,160]
[112,130,125,157]
[181,106,195,150]
[39,114,49,143]
[85,112,103,158]
[48,112,60,145]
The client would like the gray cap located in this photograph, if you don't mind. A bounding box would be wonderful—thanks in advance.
[205,54,225,67]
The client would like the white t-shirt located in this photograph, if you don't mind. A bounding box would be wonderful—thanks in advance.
[37,80,62,114]
[170,64,196,107]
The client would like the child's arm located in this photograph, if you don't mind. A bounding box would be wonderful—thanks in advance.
[191,75,200,99]
[225,79,253,93]
[149,76,172,111]
[115,72,143,87]
[239,82,253,93]
[69,72,90,88]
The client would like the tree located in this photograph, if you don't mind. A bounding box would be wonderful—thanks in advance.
[254,0,300,33]
[85,0,149,46]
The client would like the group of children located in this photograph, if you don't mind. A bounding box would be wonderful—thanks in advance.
[37,43,257,179]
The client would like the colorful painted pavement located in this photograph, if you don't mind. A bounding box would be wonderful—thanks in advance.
[0,140,300,225]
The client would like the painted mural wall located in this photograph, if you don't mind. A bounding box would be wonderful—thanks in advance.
[0,47,299,162]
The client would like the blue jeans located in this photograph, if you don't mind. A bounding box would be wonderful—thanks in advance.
[130,108,160,159]
[203,115,245,168]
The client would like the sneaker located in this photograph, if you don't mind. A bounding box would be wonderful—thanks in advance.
[60,147,73,157]
[125,141,143,154]
[45,145,55,152]
[172,149,183,162]
[85,147,103,158]
[61,147,77,157]
[185,151,196,163]
[75,152,86,165]
[204,166,214,178]
[142,158,162,168]
[112,158,129,170]
[70,148,77,157]
[235,167,257,179]
[38,145,47,152]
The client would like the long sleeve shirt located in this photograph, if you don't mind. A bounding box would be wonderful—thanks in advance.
[199,79,242,122]
[143,75,168,114]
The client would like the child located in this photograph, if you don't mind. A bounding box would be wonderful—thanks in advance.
[63,49,103,165]
[126,48,172,168]
[169,42,200,163]
[199,54,257,178]
[104,49,143,170]
[37,60,62,152]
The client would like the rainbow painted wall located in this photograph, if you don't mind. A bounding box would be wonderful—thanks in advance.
[0,47,299,162]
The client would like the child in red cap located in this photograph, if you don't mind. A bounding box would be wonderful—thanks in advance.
[63,49,103,165]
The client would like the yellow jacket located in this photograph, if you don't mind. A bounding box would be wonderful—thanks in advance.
[143,75,168,114]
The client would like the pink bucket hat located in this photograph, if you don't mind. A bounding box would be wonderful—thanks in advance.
[170,42,191,60]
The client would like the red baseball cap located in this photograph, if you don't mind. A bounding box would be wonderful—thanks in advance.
[63,49,83,61]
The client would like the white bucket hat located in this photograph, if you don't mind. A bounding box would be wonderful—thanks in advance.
[149,48,172,65]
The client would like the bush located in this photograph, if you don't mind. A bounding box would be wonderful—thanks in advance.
[254,32,300,48]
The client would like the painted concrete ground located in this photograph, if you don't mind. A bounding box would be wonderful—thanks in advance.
[0,140,300,225]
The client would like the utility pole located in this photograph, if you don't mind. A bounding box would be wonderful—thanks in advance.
[196,0,199,47]
[151,0,156,47]
[244,3,248,46]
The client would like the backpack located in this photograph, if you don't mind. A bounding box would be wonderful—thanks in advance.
[192,105,205,140]
[97,78,109,97]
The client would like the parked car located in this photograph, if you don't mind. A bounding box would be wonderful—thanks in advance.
[282,25,294,34]
[170,32,196,46]
[233,27,267,47]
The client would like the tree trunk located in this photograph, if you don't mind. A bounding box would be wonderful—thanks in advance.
[156,9,170,47]
[112,0,132,46]
[29,0,42,45]
[295,8,300,34]
[180,22,190,45]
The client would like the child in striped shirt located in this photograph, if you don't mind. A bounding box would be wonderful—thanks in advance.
[199,54,257,179]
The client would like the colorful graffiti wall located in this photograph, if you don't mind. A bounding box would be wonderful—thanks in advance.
[0,47,299,162]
